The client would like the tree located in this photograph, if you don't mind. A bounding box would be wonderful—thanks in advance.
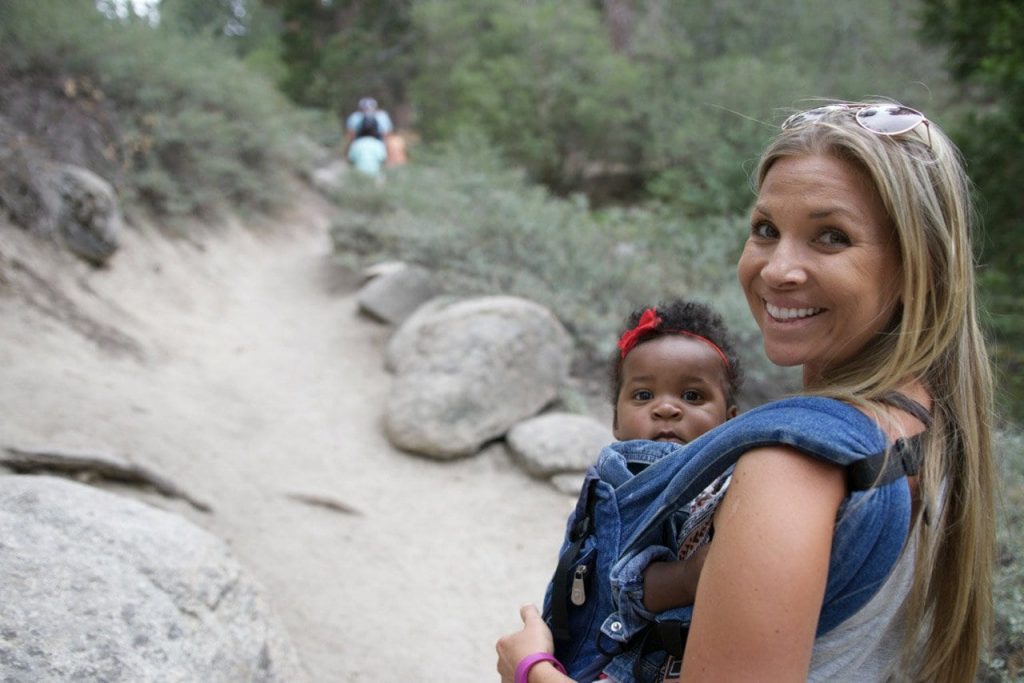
[920,0,1024,273]
[264,0,415,123]
[409,0,645,191]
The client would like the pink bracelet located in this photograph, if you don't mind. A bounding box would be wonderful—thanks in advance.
[515,652,567,683]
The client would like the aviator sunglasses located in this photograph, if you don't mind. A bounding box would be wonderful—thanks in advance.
[782,103,931,146]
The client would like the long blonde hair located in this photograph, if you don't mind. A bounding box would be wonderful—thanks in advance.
[755,104,996,682]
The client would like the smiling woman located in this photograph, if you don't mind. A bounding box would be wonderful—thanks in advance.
[496,101,995,683]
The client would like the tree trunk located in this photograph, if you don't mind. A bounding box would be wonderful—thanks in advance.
[603,0,635,54]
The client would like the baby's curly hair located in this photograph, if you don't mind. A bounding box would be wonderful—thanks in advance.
[609,299,744,406]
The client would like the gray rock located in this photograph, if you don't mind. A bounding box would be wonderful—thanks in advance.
[506,412,613,477]
[549,471,588,496]
[0,128,120,266]
[384,296,573,459]
[43,164,122,266]
[359,260,408,284]
[356,264,444,325]
[0,476,304,683]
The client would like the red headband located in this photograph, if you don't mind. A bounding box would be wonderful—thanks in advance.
[617,308,731,368]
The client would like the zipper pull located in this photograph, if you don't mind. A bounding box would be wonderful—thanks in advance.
[570,565,588,606]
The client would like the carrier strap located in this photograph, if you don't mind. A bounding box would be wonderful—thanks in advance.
[846,392,931,490]
[846,434,923,491]
[551,478,598,642]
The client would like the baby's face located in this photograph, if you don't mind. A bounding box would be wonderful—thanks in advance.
[614,335,735,444]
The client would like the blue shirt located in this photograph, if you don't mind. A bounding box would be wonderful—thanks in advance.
[345,110,394,136]
[348,136,388,176]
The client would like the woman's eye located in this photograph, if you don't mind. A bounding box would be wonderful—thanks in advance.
[632,390,653,401]
[750,221,778,239]
[818,229,852,247]
[682,390,703,402]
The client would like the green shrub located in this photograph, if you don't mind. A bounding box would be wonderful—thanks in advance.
[0,0,310,218]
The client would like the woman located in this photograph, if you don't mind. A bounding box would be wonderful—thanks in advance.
[496,102,995,682]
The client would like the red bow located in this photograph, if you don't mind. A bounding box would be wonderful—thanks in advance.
[617,308,662,359]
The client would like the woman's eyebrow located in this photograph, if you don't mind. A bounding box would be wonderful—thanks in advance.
[808,207,857,219]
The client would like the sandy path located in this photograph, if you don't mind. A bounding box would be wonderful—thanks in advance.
[0,203,576,681]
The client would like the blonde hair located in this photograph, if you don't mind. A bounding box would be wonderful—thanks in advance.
[755,104,995,682]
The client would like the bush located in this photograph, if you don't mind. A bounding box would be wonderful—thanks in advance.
[0,0,310,218]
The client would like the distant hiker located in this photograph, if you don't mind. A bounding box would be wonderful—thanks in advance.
[344,97,393,154]
[348,119,388,179]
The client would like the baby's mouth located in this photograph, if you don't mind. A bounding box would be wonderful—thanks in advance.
[654,432,685,444]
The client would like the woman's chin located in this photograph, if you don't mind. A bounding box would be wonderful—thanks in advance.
[763,347,805,369]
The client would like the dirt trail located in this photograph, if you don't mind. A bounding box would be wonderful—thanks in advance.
[0,201,575,681]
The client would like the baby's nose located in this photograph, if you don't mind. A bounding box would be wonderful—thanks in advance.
[653,400,682,418]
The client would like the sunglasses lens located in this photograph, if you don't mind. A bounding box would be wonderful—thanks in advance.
[855,105,925,135]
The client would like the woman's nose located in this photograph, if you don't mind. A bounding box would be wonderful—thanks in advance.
[761,241,807,287]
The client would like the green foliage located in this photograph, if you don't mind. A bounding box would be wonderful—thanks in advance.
[0,0,308,217]
[267,0,415,117]
[329,134,796,402]
[920,1,1024,425]
[411,0,643,191]
[160,0,289,84]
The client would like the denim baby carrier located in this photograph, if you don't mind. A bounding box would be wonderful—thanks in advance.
[542,395,922,682]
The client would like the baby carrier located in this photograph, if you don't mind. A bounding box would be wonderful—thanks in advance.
[542,395,923,682]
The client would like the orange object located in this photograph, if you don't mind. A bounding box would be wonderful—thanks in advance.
[385,134,408,166]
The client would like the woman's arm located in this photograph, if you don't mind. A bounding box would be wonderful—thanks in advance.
[680,445,845,681]
[496,604,576,683]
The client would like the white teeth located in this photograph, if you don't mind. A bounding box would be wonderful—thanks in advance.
[765,302,823,320]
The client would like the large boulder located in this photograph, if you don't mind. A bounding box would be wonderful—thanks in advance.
[0,476,304,683]
[383,296,573,459]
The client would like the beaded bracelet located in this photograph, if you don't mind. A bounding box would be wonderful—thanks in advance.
[515,652,567,683]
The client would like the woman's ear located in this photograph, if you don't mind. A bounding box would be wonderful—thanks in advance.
[727,404,739,419]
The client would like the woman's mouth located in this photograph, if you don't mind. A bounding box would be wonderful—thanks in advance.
[765,301,824,321]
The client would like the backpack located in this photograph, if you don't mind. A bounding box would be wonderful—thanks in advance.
[541,395,920,682]
[356,113,381,140]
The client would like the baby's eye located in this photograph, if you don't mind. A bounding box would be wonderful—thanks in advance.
[818,229,852,247]
[682,390,704,402]
[631,389,653,401]
[750,221,778,239]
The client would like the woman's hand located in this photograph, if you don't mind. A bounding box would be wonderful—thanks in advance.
[495,604,557,682]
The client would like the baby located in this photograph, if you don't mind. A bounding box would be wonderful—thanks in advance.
[609,300,743,612]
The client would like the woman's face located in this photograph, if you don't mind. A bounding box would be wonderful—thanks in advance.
[737,153,903,384]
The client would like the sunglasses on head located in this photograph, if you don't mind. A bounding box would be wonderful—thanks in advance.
[782,103,931,146]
